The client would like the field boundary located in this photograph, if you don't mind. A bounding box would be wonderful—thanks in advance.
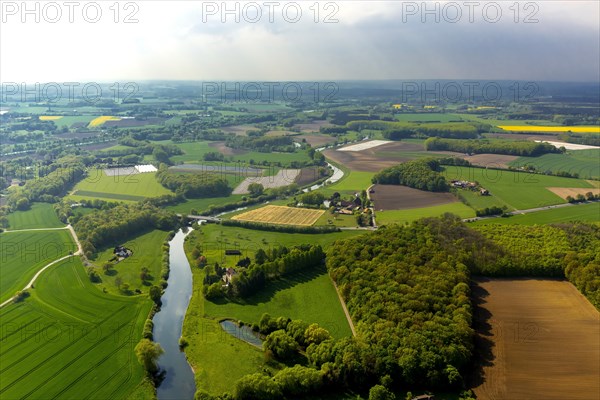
[0,225,83,308]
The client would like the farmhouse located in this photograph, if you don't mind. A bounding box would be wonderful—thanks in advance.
[222,267,237,284]
[480,188,489,195]
[114,246,132,259]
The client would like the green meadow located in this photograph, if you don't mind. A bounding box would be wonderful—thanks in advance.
[6,203,64,230]
[376,202,475,226]
[472,202,600,225]
[182,225,360,394]
[510,149,600,180]
[70,171,172,203]
[442,166,595,210]
[0,229,75,303]
[0,259,151,400]
[90,229,169,295]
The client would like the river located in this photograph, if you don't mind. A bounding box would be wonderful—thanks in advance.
[154,229,196,400]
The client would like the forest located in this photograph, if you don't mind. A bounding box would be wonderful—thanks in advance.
[7,159,86,209]
[225,135,296,153]
[155,165,232,198]
[372,158,449,192]
[424,137,560,156]
[73,203,179,257]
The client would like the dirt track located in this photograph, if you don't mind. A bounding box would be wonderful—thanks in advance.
[324,142,425,172]
[370,184,457,210]
[471,278,600,400]
[547,187,600,199]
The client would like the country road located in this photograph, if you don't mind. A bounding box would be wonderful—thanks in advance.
[0,225,83,308]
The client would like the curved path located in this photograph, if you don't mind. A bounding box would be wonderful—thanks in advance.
[0,225,82,308]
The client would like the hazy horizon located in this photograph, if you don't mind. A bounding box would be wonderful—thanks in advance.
[2,1,599,83]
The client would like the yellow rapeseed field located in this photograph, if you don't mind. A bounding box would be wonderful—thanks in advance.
[499,125,600,133]
[88,116,121,128]
[39,116,63,121]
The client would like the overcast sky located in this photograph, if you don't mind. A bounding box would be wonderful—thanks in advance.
[1,1,599,83]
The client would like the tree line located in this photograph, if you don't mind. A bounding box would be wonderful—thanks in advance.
[345,120,487,139]
[73,203,179,258]
[372,158,449,192]
[155,164,232,198]
[424,137,560,156]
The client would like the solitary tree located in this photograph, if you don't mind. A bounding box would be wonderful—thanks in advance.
[134,339,164,376]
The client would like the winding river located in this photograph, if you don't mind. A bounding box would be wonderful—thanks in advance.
[154,229,196,400]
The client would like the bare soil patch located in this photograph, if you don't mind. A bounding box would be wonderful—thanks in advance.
[233,169,300,194]
[471,278,599,400]
[294,120,332,132]
[370,184,457,210]
[484,132,557,141]
[208,141,247,156]
[294,167,323,187]
[324,142,425,172]
[547,187,600,199]
[462,154,520,169]
[221,124,257,136]
[265,130,295,137]
[296,134,337,147]
[104,118,163,128]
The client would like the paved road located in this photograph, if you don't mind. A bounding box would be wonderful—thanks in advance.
[0,225,82,308]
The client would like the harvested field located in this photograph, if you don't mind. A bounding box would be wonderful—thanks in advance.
[546,187,600,199]
[265,130,295,137]
[296,134,336,147]
[208,141,247,156]
[338,140,392,152]
[294,120,332,132]
[233,169,300,194]
[324,141,429,172]
[462,154,520,169]
[231,205,324,226]
[221,124,256,136]
[471,278,599,400]
[295,167,324,187]
[484,133,557,141]
[370,184,457,210]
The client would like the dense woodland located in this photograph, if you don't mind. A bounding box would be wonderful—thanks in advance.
[205,216,600,399]
[424,137,560,156]
[6,159,86,209]
[372,159,449,192]
[225,135,296,153]
[73,203,179,257]
[155,165,232,198]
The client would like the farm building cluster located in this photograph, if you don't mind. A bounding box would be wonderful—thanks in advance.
[113,246,133,261]
[451,180,489,196]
